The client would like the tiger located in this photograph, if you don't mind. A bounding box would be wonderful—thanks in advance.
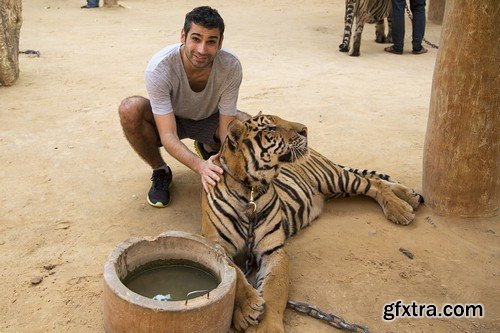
[201,113,423,332]
[339,0,393,56]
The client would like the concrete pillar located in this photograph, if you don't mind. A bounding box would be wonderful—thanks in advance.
[428,0,446,25]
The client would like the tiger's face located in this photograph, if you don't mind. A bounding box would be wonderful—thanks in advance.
[221,114,308,185]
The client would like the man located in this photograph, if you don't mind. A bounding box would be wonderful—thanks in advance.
[119,6,249,207]
[384,0,428,54]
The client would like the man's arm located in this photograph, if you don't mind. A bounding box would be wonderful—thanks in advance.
[154,113,223,192]
[218,113,236,144]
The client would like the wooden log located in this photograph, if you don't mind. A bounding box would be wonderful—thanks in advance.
[422,0,500,217]
[428,0,446,25]
[0,0,22,86]
[103,0,118,7]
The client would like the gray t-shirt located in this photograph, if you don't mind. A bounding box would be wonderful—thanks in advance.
[145,43,242,120]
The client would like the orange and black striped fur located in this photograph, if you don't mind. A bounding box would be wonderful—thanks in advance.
[201,114,423,332]
[339,0,393,56]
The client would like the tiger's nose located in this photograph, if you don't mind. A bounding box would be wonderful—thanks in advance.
[298,127,307,138]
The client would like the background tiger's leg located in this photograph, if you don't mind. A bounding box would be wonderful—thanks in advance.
[386,17,393,42]
[350,16,366,56]
[246,249,289,333]
[375,19,386,43]
[339,0,356,52]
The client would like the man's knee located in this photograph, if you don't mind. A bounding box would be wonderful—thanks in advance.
[118,96,150,128]
[236,110,251,121]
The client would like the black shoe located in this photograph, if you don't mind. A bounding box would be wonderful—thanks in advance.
[81,5,98,8]
[194,141,218,160]
[147,167,172,208]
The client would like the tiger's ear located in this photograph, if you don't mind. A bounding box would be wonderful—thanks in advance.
[226,119,244,151]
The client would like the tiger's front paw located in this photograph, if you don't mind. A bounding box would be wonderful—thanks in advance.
[232,287,265,331]
[384,198,415,225]
[390,184,425,210]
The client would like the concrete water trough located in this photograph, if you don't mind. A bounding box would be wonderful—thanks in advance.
[103,230,236,333]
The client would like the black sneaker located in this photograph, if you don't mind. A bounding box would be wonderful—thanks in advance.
[147,167,172,208]
[194,141,218,160]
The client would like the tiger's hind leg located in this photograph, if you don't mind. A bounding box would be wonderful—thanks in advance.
[350,17,366,56]
[375,18,393,43]
[341,166,424,210]
[375,19,387,43]
[386,17,393,43]
[308,150,423,225]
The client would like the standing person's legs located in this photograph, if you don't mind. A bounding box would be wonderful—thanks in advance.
[391,0,406,52]
[410,0,427,51]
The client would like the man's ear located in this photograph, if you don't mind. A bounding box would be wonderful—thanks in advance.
[226,119,244,151]
[218,35,224,50]
[180,29,186,43]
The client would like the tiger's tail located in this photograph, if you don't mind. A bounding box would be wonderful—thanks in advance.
[339,165,398,183]
[339,0,357,52]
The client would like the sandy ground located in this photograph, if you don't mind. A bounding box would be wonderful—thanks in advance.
[1,0,498,332]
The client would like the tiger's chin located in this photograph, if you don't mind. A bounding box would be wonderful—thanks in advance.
[278,146,309,163]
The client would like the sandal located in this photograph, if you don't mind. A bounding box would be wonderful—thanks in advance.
[384,45,403,55]
[411,47,428,54]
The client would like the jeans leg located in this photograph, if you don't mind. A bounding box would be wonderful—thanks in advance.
[410,0,426,50]
[391,0,406,51]
[87,0,99,7]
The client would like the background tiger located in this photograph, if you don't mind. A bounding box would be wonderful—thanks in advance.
[201,113,423,332]
[339,0,393,56]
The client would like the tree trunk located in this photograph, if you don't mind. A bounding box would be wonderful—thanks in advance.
[428,0,446,25]
[103,0,118,7]
[422,0,500,217]
[0,0,22,86]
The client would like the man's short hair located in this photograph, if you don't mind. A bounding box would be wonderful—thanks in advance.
[184,6,225,37]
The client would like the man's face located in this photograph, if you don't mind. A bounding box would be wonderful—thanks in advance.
[181,23,223,69]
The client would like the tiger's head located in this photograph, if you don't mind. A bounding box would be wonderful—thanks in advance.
[219,113,308,187]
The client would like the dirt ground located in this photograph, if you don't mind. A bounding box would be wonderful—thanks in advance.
[1,0,498,332]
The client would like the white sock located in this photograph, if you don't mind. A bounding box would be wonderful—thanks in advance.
[154,164,169,171]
